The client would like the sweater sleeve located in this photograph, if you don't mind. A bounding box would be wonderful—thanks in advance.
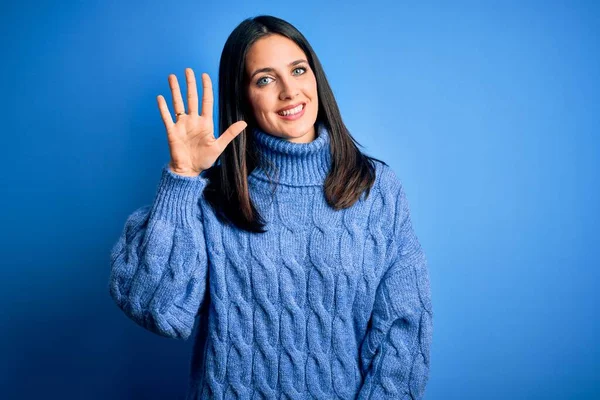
[357,181,433,399]
[108,164,210,340]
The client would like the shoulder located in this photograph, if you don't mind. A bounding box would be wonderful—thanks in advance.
[370,159,424,264]
[369,159,414,234]
[371,158,404,198]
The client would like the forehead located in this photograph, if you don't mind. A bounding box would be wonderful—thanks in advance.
[246,35,306,69]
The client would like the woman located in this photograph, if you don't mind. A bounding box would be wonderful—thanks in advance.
[109,15,433,399]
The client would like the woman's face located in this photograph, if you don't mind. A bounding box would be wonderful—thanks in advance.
[245,34,319,143]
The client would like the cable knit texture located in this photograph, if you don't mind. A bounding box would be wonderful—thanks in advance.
[109,122,433,399]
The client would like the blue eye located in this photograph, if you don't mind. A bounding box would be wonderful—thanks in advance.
[293,67,306,75]
[256,66,307,87]
[257,77,272,86]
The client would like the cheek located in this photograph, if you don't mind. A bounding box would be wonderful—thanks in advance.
[308,87,318,109]
[306,79,318,101]
[249,93,270,115]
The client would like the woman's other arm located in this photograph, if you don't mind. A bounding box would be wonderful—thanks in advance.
[357,179,433,399]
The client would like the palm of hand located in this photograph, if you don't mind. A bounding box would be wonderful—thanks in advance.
[156,68,247,176]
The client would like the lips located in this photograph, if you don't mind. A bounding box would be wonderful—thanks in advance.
[277,102,305,113]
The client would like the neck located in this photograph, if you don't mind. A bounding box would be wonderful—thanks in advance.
[248,122,332,188]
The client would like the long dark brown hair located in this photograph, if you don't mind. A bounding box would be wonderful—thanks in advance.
[203,15,386,233]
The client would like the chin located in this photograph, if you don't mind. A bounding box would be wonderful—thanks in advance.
[281,124,311,136]
[272,116,317,140]
[285,127,313,141]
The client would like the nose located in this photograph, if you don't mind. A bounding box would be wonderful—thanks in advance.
[278,75,300,100]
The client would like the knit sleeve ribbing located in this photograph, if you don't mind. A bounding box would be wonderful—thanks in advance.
[108,164,210,340]
[357,178,433,399]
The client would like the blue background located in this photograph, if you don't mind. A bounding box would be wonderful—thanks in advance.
[1,1,598,399]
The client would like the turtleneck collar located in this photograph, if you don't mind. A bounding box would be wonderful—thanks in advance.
[248,121,332,188]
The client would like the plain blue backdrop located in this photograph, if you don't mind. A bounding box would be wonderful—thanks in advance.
[1,1,598,399]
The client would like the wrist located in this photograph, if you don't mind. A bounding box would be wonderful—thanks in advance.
[168,164,201,177]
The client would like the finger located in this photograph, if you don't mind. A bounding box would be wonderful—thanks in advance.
[186,68,199,115]
[216,121,247,150]
[168,74,186,116]
[157,95,175,130]
[200,73,214,119]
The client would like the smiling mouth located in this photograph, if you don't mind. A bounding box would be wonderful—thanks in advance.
[277,103,305,116]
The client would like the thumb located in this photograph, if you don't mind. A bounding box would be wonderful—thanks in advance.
[217,121,247,149]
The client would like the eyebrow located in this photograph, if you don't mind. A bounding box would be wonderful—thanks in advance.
[249,59,308,80]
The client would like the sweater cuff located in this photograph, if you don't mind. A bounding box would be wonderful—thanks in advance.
[148,164,209,226]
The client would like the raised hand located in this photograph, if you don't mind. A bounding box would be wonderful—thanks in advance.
[157,68,247,177]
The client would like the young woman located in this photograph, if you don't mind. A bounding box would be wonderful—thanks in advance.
[109,15,433,400]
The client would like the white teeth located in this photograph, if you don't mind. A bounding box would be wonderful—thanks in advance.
[278,104,304,116]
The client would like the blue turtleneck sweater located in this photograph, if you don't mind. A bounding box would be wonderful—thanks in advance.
[109,122,433,399]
